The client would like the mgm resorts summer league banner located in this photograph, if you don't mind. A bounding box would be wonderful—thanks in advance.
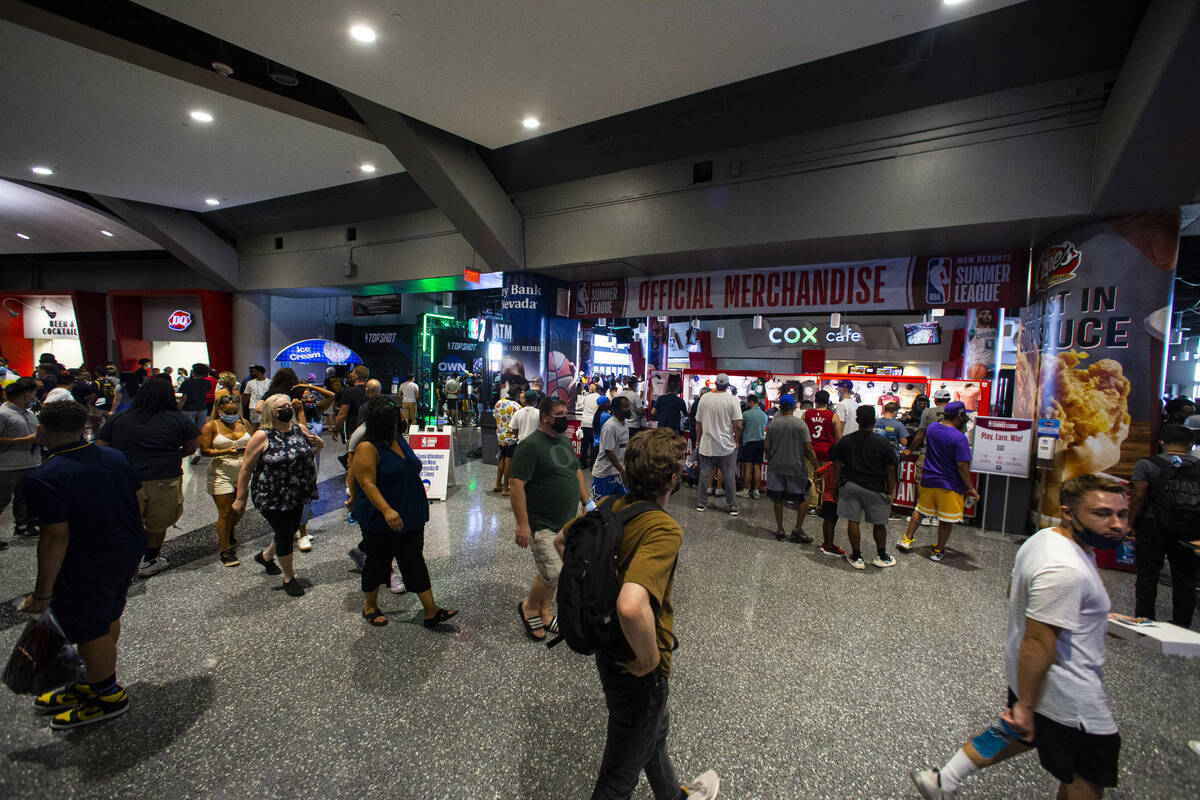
[569,252,1025,318]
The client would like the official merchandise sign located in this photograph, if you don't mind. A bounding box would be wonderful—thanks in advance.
[167,310,193,331]
[971,417,1034,477]
[570,251,1030,318]
[410,432,452,500]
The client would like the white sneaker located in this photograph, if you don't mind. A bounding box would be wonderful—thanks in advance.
[872,553,896,568]
[846,554,866,570]
[138,556,169,577]
[1189,739,1200,757]
[911,768,955,799]
[921,515,935,526]
[896,537,915,552]
[681,769,720,799]
[297,535,313,552]
[388,573,407,594]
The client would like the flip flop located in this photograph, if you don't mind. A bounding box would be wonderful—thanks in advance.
[362,608,388,627]
[518,602,545,640]
[545,616,559,634]
[424,608,459,629]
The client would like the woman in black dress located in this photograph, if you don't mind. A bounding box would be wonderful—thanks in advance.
[350,401,456,627]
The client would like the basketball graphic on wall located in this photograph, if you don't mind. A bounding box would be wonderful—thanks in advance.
[545,351,575,401]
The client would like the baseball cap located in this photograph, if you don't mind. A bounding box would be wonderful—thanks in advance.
[1183,414,1200,431]
[778,394,796,407]
[835,379,853,389]
[944,400,967,418]
[524,390,539,403]
[933,388,952,401]
[597,395,610,407]
[715,373,730,386]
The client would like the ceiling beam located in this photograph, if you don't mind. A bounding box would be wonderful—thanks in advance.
[1091,0,1200,214]
[95,197,239,291]
[341,92,524,272]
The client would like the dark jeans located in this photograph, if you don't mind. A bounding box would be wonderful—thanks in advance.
[580,428,594,467]
[0,467,33,528]
[1135,519,1198,627]
[260,507,304,558]
[360,526,431,594]
[591,656,680,800]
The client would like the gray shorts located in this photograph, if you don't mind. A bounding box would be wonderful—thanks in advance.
[530,529,563,587]
[765,471,811,502]
[837,480,891,525]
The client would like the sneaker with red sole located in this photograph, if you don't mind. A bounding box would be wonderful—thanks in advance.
[820,543,846,557]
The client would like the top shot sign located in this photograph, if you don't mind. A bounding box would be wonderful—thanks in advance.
[571,252,1028,318]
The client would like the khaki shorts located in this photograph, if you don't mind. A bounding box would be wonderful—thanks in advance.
[141,477,184,533]
[531,528,563,587]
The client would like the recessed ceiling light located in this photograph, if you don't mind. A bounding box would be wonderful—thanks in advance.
[31,166,53,175]
[360,163,376,173]
[205,197,220,206]
[943,0,968,5]
[522,117,540,130]
[16,233,30,240]
[100,230,114,237]
[350,24,377,43]
[189,110,214,123]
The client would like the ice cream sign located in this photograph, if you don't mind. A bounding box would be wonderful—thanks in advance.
[168,310,193,331]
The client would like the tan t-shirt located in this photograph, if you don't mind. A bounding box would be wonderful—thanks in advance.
[612,496,682,677]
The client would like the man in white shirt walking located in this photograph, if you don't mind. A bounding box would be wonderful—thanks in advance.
[399,375,420,428]
[509,390,542,443]
[693,373,743,516]
[912,473,1127,799]
[578,382,601,468]
[240,365,270,433]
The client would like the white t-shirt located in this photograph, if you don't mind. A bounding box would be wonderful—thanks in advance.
[445,379,460,398]
[44,387,76,404]
[617,389,642,419]
[1006,528,1116,734]
[400,381,419,403]
[696,389,743,457]
[510,405,541,442]
[835,396,859,435]
[580,391,600,425]
[243,378,271,423]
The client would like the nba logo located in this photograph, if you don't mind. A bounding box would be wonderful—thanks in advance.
[925,258,952,305]
[575,284,589,316]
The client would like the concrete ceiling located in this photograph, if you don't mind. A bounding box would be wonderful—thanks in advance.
[138,0,1028,150]
[0,17,405,212]
[0,179,161,254]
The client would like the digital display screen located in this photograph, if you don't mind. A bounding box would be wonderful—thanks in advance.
[904,322,941,345]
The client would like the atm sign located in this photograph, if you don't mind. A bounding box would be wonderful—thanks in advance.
[168,310,193,331]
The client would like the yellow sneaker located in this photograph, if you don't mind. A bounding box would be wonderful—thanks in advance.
[33,682,92,713]
[896,536,915,553]
[50,686,129,730]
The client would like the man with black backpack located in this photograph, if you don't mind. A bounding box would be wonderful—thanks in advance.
[553,427,720,800]
[1130,424,1200,627]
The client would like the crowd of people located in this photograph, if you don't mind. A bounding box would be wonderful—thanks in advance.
[2,353,1199,798]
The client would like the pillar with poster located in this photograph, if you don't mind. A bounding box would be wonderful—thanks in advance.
[1016,211,1179,529]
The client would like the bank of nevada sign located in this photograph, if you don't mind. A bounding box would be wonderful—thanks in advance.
[741,318,864,349]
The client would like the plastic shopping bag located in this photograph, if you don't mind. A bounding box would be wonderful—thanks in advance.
[3,610,85,695]
[1115,539,1136,567]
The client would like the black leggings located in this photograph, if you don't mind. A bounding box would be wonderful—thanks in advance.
[260,507,304,558]
[360,526,431,594]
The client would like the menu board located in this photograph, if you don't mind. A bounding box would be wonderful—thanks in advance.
[971,417,1034,477]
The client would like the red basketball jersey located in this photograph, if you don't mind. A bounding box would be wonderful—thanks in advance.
[805,408,837,461]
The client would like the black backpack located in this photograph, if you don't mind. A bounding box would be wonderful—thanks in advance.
[548,496,678,656]
[1148,455,1200,539]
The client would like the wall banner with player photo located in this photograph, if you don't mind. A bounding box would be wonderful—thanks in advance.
[1016,211,1179,527]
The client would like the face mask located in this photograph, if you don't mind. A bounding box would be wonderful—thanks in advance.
[0,367,6,377]
[551,416,569,434]
[275,406,294,423]
[220,414,240,425]
[1072,519,1121,550]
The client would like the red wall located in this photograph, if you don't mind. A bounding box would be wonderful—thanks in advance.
[0,296,34,376]
[71,291,108,370]
[110,294,149,370]
[198,291,233,372]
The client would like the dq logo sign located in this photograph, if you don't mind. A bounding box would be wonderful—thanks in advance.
[168,310,193,331]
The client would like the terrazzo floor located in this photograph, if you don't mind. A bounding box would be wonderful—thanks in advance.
[1,438,1198,799]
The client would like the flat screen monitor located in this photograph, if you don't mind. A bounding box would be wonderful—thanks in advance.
[904,322,941,345]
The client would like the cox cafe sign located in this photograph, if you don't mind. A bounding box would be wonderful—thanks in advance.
[742,318,864,349]
[769,323,862,345]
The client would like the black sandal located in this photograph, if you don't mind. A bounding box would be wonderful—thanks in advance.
[424,608,459,628]
[362,608,388,626]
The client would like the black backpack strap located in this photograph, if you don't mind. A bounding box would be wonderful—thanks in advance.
[614,500,664,526]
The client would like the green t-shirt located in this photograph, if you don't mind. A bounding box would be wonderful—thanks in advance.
[509,430,581,531]
[742,406,767,442]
